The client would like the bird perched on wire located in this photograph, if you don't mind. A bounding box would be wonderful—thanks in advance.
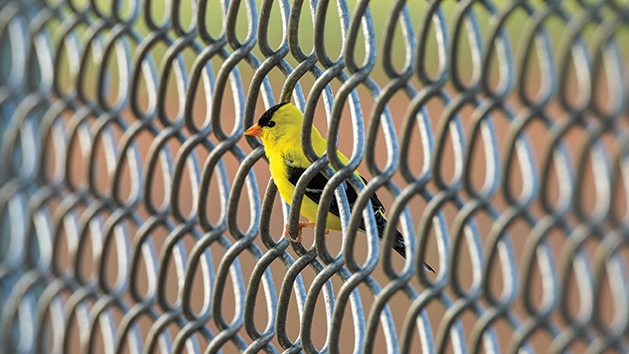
[244,102,434,272]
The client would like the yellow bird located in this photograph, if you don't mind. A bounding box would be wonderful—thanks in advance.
[244,102,434,272]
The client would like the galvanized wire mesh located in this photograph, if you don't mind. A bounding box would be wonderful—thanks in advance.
[1,0,629,352]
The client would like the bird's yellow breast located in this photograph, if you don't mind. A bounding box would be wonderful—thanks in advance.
[268,155,342,231]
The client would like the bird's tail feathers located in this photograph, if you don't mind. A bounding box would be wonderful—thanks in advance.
[392,230,407,258]
[392,230,436,274]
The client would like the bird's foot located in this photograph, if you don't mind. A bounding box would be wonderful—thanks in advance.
[283,222,316,243]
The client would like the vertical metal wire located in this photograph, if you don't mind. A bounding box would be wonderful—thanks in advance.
[1,0,628,352]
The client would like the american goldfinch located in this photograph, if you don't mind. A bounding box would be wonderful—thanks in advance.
[244,102,434,272]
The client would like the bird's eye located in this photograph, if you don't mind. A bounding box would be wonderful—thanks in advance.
[267,121,276,127]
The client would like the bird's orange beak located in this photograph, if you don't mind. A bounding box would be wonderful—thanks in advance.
[244,124,262,137]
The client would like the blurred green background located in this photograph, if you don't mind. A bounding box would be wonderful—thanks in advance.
[47,0,629,99]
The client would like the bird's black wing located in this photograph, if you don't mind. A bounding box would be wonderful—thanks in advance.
[286,166,386,230]
[286,165,435,272]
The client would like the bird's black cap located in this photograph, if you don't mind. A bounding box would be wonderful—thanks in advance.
[258,102,289,126]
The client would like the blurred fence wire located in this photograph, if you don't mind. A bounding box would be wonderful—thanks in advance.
[1,0,629,352]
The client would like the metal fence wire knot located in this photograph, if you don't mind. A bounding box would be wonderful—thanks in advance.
[1,0,629,352]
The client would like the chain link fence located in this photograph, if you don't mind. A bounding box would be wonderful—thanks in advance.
[1,0,629,352]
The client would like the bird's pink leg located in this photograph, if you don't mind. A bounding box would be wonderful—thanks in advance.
[283,222,316,242]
